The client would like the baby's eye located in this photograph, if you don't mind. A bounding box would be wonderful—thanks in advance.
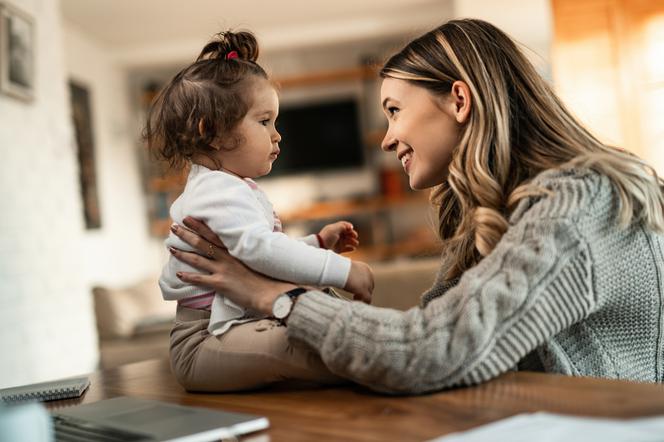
[260,119,271,126]
[387,107,399,116]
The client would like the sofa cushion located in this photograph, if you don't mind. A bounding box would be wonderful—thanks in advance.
[370,257,440,310]
[93,278,175,339]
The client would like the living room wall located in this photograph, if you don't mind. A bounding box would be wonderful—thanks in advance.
[0,0,98,388]
[63,24,165,287]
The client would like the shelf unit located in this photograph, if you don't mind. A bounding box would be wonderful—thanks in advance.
[139,64,441,261]
[279,193,441,262]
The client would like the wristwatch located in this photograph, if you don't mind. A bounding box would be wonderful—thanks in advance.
[272,287,308,323]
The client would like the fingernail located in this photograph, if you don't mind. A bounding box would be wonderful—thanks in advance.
[170,224,179,233]
[176,272,183,279]
[169,247,176,254]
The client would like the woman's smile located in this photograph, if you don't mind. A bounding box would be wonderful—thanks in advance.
[398,148,414,174]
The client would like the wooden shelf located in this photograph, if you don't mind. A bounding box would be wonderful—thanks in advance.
[345,234,441,262]
[149,194,439,261]
[280,193,437,262]
[279,193,429,223]
[274,65,379,89]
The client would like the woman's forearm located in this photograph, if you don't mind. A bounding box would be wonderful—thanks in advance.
[286,208,596,394]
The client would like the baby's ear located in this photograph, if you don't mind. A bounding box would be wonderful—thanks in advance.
[198,119,206,137]
[199,119,221,151]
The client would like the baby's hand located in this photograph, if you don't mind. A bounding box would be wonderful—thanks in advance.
[318,221,359,254]
[344,261,374,304]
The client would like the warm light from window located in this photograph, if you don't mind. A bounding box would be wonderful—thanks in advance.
[643,16,664,84]
[641,15,664,175]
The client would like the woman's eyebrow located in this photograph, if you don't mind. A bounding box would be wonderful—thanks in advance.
[382,97,399,110]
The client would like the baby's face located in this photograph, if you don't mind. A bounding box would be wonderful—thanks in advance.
[219,79,281,178]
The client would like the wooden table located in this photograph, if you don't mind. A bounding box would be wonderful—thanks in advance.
[47,358,664,441]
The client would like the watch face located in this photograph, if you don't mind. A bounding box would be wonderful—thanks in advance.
[273,294,293,319]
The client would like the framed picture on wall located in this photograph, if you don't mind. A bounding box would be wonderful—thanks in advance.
[0,2,34,101]
[70,80,101,229]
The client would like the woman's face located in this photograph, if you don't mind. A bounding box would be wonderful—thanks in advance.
[380,78,462,190]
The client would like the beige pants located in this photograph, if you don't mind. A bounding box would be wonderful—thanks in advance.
[169,306,345,392]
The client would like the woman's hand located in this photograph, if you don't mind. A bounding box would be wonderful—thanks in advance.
[344,261,374,304]
[169,217,296,315]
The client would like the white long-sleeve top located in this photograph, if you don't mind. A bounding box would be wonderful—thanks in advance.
[159,164,351,335]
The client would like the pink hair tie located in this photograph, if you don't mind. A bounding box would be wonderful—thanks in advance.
[225,51,239,60]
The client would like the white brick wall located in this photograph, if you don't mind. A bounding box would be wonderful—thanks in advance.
[0,0,98,388]
[64,23,165,288]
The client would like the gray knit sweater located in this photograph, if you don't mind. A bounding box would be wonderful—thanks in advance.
[287,168,664,394]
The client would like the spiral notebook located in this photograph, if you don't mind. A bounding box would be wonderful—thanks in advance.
[0,376,90,404]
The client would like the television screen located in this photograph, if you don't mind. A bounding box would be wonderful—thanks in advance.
[270,98,364,176]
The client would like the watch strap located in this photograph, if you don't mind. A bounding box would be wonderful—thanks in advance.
[285,287,308,298]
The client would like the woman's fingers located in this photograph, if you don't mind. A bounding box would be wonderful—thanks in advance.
[175,271,217,286]
[169,247,220,273]
[182,217,226,248]
[171,223,224,258]
[352,293,372,304]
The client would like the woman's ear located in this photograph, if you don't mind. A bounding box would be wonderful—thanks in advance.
[450,80,471,124]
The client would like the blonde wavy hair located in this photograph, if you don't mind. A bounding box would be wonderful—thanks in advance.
[380,19,664,280]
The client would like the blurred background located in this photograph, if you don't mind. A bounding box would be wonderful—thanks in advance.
[0,0,662,388]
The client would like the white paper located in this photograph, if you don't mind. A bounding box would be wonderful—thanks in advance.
[429,412,664,442]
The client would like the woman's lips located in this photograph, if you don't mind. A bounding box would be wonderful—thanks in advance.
[401,151,412,173]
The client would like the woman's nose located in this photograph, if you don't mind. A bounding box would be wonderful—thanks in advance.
[381,132,397,152]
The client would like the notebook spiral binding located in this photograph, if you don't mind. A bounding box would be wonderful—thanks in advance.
[0,377,90,404]
[5,389,70,403]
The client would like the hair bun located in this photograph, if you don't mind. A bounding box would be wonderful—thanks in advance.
[197,30,259,63]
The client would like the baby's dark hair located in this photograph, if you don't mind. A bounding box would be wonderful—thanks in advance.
[143,30,268,170]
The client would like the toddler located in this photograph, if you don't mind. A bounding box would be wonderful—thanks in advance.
[146,30,373,341]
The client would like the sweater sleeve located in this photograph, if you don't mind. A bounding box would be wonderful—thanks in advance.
[185,173,350,288]
[286,173,601,393]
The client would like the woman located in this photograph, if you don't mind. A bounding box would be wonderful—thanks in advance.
[169,19,664,394]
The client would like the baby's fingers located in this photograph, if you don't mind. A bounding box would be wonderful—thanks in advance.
[345,237,359,248]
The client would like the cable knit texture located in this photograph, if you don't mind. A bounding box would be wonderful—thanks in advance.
[286,168,664,393]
